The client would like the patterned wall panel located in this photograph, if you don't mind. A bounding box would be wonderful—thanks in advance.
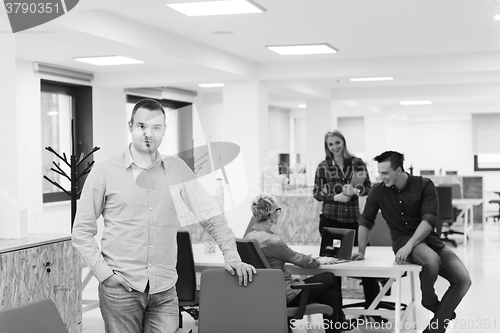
[0,240,82,333]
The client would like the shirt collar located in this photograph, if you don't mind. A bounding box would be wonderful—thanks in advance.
[123,143,163,170]
[252,223,275,235]
[392,172,411,191]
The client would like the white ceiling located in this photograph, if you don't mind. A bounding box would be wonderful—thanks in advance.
[3,0,500,116]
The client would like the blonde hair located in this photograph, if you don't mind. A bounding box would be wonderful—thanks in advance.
[251,193,277,222]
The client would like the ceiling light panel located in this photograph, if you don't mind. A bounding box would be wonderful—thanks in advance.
[399,100,433,105]
[166,0,265,16]
[199,83,224,88]
[350,77,394,82]
[266,43,338,55]
[74,56,143,66]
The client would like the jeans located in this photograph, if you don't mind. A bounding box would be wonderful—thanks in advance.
[408,242,472,333]
[99,283,179,333]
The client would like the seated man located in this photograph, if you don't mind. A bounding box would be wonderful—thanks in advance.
[352,151,471,333]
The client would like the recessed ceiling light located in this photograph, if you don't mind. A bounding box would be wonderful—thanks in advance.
[495,14,500,20]
[399,100,433,105]
[266,43,338,55]
[198,83,224,88]
[297,104,307,109]
[47,111,59,116]
[74,56,143,66]
[350,77,394,82]
[166,0,265,16]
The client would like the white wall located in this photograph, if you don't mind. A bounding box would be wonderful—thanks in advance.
[338,117,365,159]
[269,107,290,152]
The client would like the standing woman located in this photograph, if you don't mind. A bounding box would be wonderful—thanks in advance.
[313,130,384,322]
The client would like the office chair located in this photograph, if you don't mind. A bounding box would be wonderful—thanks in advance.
[236,238,333,331]
[486,192,500,222]
[176,231,199,328]
[198,268,290,333]
[0,298,68,333]
[437,186,461,247]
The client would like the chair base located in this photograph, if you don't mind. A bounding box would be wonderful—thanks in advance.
[178,307,199,328]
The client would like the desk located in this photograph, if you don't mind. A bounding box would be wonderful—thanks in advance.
[452,198,483,245]
[193,244,421,333]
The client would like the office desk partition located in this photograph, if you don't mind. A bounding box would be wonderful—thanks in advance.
[193,244,421,333]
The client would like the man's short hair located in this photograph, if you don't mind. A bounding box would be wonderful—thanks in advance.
[374,151,405,172]
[129,99,166,125]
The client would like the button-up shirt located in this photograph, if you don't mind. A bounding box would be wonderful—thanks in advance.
[72,146,241,294]
[246,224,320,303]
[313,157,371,224]
[358,174,445,253]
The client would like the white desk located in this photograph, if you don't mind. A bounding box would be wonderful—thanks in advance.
[193,244,421,333]
[452,198,483,245]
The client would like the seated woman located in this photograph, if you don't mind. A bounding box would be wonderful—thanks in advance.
[245,193,355,333]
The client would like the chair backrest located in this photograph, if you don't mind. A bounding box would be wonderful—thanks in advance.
[0,298,68,333]
[439,183,462,199]
[176,231,196,302]
[437,186,454,220]
[236,238,272,269]
[198,268,288,333]
[369,212,393,246]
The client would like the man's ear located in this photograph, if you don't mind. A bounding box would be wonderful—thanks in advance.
[128,121,133,132]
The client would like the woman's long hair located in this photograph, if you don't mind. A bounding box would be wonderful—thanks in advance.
[324,130,355,161]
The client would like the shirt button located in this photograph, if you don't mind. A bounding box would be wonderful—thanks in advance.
[150,245,153,248]
[399,201,402,203]
[149,207,153,210]
[401,212,404,215]
[150,226,154,229]
[149,264,152,266]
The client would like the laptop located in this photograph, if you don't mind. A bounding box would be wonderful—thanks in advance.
[319,227,356,263]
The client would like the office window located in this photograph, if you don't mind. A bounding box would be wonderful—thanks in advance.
[474,154,500,171]
[41,80,93,203]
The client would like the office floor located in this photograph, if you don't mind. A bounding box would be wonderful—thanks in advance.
[82,222,500,333]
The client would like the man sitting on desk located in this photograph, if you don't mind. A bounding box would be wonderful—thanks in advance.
[351,151,471,333]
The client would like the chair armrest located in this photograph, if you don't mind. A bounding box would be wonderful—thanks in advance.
[290,282,323,290]
[289,282,325,319]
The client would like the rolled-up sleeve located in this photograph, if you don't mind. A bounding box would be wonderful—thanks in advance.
[176,158,241,264]
[358,187,380,230]
[420,180,438,228]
